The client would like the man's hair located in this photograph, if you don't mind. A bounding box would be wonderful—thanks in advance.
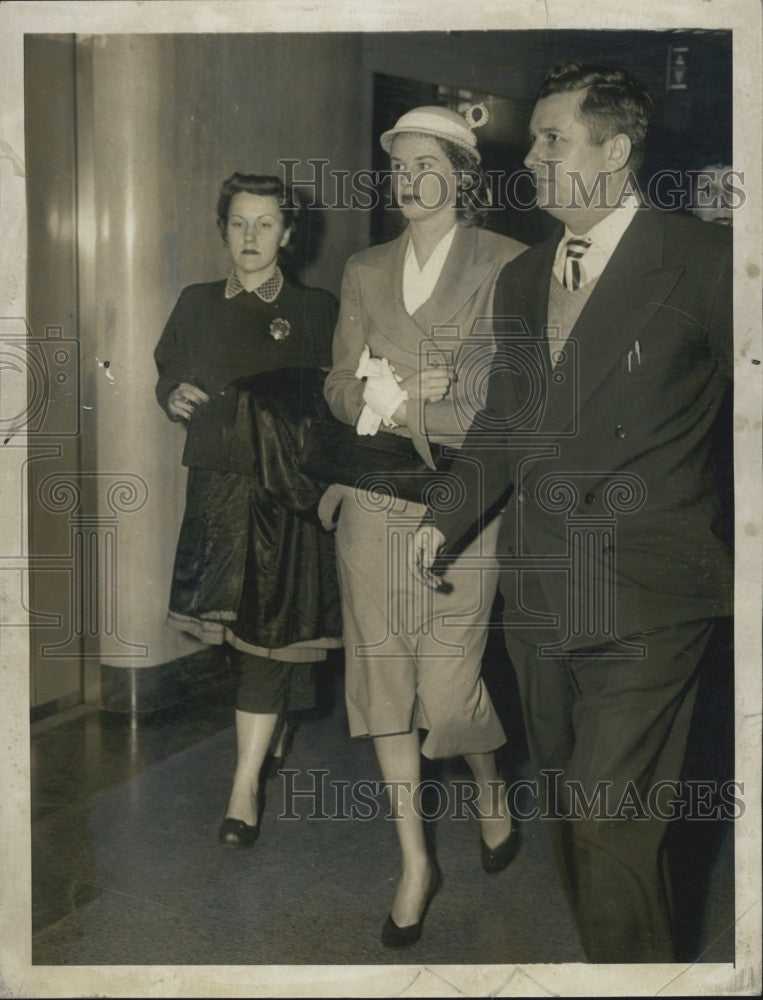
[538,62,653,168]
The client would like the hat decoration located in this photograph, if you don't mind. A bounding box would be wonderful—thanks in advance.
[380,102,490,163]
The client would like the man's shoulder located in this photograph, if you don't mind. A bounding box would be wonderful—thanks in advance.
[494,229,557,286]
[474,227,528,265]
[636,205,732,260]
[667,208,732,256]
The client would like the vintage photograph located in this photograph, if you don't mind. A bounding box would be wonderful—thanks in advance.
[1,1,761,996]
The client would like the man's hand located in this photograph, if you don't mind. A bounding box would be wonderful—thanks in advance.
[317,484,344,531]
[411,523,448,590]
[167,382,209,420]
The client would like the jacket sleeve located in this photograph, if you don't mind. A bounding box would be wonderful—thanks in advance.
[308,287,339,369]
[417,239,528,444]
[433,278,517,556]
[322,258,367,427]
[706,233,733,374]
[154,288,194,419]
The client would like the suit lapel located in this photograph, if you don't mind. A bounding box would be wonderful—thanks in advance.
[412,225,491,337]
[496,233,557,407]
[356,233,418,355]
[355,225,498,356]
[543,207,684,434]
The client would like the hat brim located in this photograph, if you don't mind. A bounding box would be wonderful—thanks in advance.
[380,125,481,164]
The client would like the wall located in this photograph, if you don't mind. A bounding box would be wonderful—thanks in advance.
[26,32,367,711]
[24,35,84,710]
[78,32,366,675]
[363,29,733,167]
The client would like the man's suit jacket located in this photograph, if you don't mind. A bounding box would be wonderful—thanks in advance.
[324,224,526,466]
[434,206,733,647]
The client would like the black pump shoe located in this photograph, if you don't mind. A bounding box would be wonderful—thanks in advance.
[218,817,259,850]
[481,823,520,874]
[381,864,441,949]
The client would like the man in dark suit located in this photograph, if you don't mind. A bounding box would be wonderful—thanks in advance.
[414,63,733,962]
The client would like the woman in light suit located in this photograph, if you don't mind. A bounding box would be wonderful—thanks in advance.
[323,106,526,947]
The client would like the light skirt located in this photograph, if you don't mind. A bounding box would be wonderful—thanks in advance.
[334,487,505,759]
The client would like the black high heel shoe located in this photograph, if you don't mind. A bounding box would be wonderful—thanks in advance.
[381,863,441,949]
[261,754,284,782]
[218,789,262,849]
[218,816,259,849]
[480,822,520,874]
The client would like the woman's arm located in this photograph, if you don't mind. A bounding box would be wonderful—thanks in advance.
[154,289,210,422]
[322,260,367,426]
[154,290,192,416]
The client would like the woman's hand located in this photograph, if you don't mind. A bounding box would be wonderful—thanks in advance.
[398,365,453,404]
[167,382,209,420]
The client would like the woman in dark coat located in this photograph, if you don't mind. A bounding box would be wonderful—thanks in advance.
[155,173,341,848]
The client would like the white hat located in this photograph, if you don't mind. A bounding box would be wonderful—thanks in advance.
[380,104,489,163]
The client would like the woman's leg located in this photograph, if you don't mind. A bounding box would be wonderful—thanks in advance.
[225,710,281,824]
[373,732,434,928]
[225,649,290,826]
[463,750,514,849]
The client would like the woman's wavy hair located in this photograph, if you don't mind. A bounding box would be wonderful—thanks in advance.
[389,133,491,227]
[216,173,300,244]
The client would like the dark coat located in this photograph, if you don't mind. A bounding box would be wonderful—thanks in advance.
[154,278,337,472]
[166,368,342,650]
[434,207,733,647]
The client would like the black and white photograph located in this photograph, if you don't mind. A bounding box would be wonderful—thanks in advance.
[0,1,761,996]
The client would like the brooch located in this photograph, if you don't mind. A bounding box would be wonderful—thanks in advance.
[269,318,291,341]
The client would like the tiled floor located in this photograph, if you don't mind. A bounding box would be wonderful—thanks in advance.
[29,643,735,967]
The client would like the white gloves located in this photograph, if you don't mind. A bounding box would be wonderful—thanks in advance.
[354,345,408,435]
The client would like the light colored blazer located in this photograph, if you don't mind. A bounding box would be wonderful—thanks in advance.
[324,223,526,466]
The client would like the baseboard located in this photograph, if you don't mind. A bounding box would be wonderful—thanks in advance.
[30,689,83,726]
[97,645,232,714]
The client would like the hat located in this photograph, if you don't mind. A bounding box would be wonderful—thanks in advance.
[380,104,489,163]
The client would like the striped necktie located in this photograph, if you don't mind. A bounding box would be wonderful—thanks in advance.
[563,237,591,291]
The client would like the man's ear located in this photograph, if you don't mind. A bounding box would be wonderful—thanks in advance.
[608,132,633,172]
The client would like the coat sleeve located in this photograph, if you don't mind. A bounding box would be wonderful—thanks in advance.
[307,287,339,368]
[396,238,527,445]
[322,258,367,427]
[706,234,733,374]
[154,288,194,418]
[433,276,517,556]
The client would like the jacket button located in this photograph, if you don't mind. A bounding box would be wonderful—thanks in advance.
[615,425,626,439]
[518,490,526,503]
[584,493,595,504]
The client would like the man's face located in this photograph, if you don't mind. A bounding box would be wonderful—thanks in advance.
[691,165,734,226]
[524,89,614,234]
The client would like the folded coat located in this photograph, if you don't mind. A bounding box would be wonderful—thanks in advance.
[166,368,342,652]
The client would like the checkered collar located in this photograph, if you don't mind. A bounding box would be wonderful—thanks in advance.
[225,267,283,301]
